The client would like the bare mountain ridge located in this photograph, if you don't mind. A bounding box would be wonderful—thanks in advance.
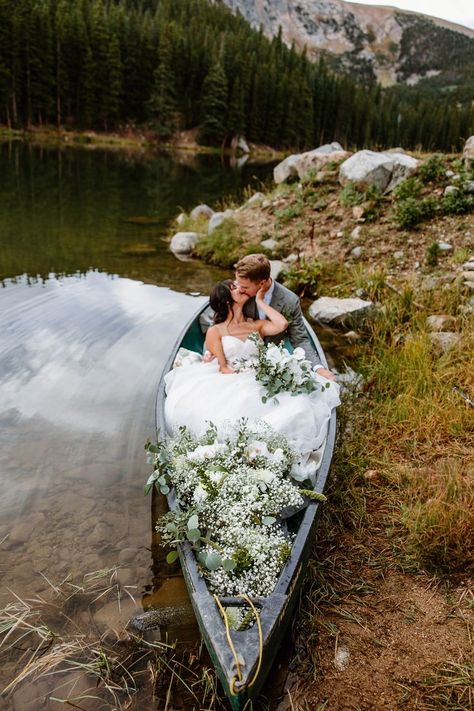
[219,0,474,86]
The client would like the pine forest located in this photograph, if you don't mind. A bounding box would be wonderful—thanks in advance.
[0,0,473,151]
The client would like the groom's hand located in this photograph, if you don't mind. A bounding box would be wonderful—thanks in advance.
[315,366,336,382]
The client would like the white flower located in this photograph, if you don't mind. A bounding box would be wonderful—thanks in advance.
[245,440,270,460]
[193,484,208,503]
[293,347,306,361]
[269,448,285,464]
[253,468,275,484]
[208,470,224,483]
[188,443,225,462]
[266,345,284,365]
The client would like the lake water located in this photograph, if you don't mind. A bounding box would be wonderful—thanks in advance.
[0,143,279,709]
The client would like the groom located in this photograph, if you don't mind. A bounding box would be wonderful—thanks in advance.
[235,254,335,381]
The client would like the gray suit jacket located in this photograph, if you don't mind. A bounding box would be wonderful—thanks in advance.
[243,281,321,368]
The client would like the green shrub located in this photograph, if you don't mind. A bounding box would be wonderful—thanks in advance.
[393,176,422,201]
[275,201,304,223]
[392,196,437,229]
[281,257,322,297]
[441,189,474,216]
[195,218,245,268]
[339,182,365,206]
[419,154,447,184]
[426,241,440,267]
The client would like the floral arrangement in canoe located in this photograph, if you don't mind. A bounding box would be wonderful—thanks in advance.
[145,420,326,598]
[235,332,330,403]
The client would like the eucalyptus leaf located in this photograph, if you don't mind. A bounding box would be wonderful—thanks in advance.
[222,558,236,572]
[187,528,201,542]
[145,472,157,486]
[187,514,199,530]
[205,551,222,571]
[148,444,160,454]
[160,484,170,495]
[144,483,153,496]
[166,523,178,533]
[262,516,276,526]
[166,550,179,564]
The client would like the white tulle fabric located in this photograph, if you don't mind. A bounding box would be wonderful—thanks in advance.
[164,336,340,478]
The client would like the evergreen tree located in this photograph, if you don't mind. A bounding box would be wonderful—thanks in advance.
[199,61,228,146]
[147,25,177,138]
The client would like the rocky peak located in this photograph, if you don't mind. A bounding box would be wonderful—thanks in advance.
[221,0,474,86]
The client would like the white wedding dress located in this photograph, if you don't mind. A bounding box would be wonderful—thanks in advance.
[164,335,340,478]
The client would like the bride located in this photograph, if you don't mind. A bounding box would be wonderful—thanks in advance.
[164,280,340,477]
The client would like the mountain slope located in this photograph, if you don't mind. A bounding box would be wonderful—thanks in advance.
[220,0,474,86]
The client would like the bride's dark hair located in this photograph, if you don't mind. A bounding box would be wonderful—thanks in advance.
[210,279,234,324]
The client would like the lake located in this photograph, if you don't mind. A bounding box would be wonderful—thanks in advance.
[0,142,278,709]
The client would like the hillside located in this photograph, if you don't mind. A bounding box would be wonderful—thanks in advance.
[221,0,474,87]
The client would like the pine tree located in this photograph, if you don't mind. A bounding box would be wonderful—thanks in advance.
[199,62,228,146]
[147,25,177,138]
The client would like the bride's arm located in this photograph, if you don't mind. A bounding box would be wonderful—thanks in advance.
[205,326,235,374]
[255,289,288,337]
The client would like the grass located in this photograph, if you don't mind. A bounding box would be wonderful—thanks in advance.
[195,217,250,268]
[408,660,474,710]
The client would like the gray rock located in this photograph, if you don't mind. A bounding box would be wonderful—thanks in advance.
[273,154,301,184]
[262,199,272,208]
[88,521,112,545]
[170,231,199,255]
[237,135,250,154]
[284,253,299,263]
[444,185,458,196]
[464,180,474,194]
[445,170,455,178]
[190,204,213,220]
[309,296,375,327]
[339,150,419,192]
[351,246,364,258]
[462,271,474,281]
[350,226,362,240]
[118,547,137,565]
[208,209,234,234]
[8,513,46,545]
[270,260,285,280]
[247,192,266,206]
[394,250,404,261]
[426,314,457,332]
[462,260,474,271]
[463,135,474,169]
[429,332,461,352]
[295,147,350,180]
[260,238,277,251]
[437,241,453,252]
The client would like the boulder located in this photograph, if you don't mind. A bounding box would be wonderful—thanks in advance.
[274,143,349,184]
[429,332,461,353]
[170,231,199,254]
[464,180,474,194]
[273,154,301,184]
[339,150,419,192]
[309,296,375,327]
[190,204,213,220]
[426,315,457,332]
[463,135,474,169]
[208,209,235,234]
[444,186,458,196]
[270,260,285,280]
[295,146,350,180]
[261,237,277,251]
[462,259,474,271]
[437,241,453,252]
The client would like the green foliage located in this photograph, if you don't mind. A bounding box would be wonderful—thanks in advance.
[281,257,322,297]
[194,218,245,268]
[339,182,365,207]
[393,176,422,200]
[392,196,437,229]
[419,154,447,184]
[426,242,440,267]
[198,63,228,146]
[441,189,474,215]
[274,201,303,223]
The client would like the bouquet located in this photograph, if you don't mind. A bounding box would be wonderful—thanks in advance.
[145,420,325,599]
[236,332,329,403]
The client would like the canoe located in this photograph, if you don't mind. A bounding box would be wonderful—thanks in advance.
[155,301,337,710]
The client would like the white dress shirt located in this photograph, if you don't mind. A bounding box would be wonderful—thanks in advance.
[257,279,276,319]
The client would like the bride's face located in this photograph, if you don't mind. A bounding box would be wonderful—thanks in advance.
[230,282,250,305]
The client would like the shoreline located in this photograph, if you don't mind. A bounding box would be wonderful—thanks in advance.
[0,125,284,160]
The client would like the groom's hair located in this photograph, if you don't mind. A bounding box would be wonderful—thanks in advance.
[235,254,271,282]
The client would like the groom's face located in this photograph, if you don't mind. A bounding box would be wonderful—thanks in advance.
[235,275,269,297]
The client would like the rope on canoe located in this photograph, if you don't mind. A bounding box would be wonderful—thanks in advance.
[238,594,263,689]
[213,593,264,695]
